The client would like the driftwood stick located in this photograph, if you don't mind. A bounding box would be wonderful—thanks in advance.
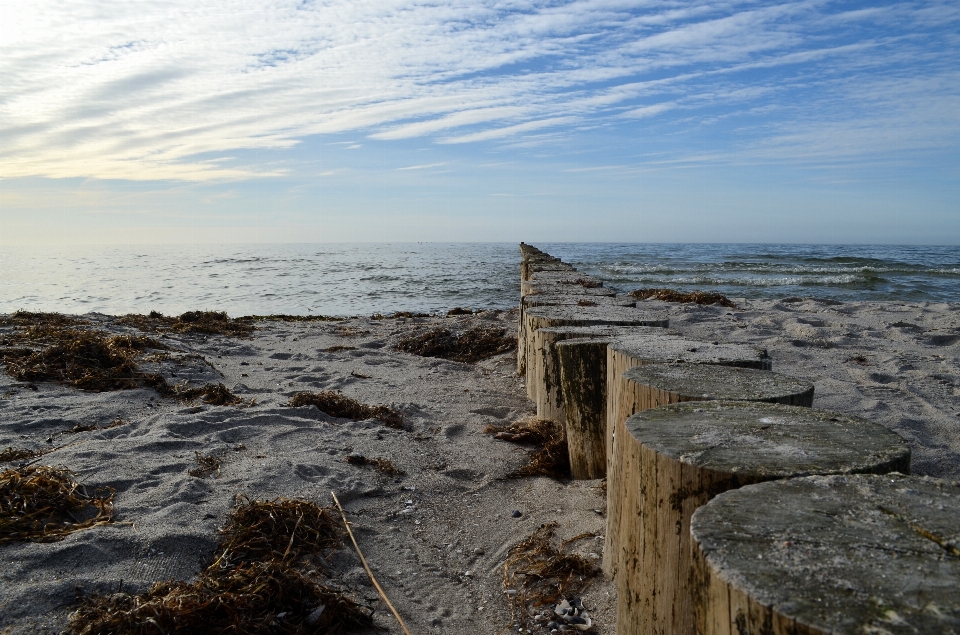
[331,491,412,635]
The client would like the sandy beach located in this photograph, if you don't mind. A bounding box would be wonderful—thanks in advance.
[1,294,958,634]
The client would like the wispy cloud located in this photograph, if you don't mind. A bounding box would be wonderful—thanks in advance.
[1,0,958,180]
[395,162,448,171]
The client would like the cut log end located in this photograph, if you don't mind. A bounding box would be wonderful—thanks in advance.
[622,363,815,408]
[614,402,912,635]
[691,474,960,635]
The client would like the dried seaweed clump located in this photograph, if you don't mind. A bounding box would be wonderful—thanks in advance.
[0,447,43,463]
[0,310,88,329]
[486,417,570,479]
[395,326,515,363]
[68,497,374,635]
[188,451,222,478]
[446,307,473,316]
[502,522,600,630]
[166,382,245,406]
[629,288,738,308]
[370,311,430,319]
[1,466,114,544]
[2,330,159,391]
[237,314,342,322]
[289,391,404,429]
[344,454,405,476]
[69,419,128,434]
[116,310,254,338]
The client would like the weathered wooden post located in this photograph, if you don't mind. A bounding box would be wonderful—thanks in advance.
[603,358,813,578]
[614,401,909,635]
[521,260,575,281]
[690,473,957,635]
[523,306,670,401]
[557,339,781,483]
[555,336,620,480]
[516,289,625,376]
[521,282,616,298]
[533,326,676,425]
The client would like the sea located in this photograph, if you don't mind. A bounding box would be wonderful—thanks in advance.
[1,243,958,317]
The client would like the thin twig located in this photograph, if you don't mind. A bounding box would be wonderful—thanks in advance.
[331,491,412,635]
[282,511,303,561]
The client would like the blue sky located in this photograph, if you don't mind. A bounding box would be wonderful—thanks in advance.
[1,0,958,244]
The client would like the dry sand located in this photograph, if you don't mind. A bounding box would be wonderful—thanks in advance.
[1,297,958,634]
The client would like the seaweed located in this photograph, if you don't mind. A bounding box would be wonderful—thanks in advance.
[325,345,358,353]
[0,311,88,329]
[335,325,369,337]
[446,307,473,316]
[370,311,430,320]
[0,316,245,404]
[486,417,570,480]
[237,314,343,323]
[3,330,155,391]
[344,454,405,476]
[115,310,254,338]
[68,419,128,434]
[395,326,515,363]
[0,447,42,463]
[0,465,114,544]
[68,497,374,635]
[502,522,600,630]
[576,299,597,307]
[165,382,245,406]
[289,391,404,429]
[629,288,739,308]
[189,451,222,478]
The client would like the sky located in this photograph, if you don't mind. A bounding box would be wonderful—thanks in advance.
[1,0,958,245]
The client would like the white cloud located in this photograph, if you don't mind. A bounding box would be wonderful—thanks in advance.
[0,0,957,180]
[395,162,448,171]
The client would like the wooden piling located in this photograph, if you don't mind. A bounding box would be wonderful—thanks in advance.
[614,401,908,635]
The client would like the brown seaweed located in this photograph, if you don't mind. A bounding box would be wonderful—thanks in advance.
[115,310,254,338]
[344,454,405,476]
[289,391,404,429]
[0,447,43,463]
[629,288,738,308]
[0,465,114,544]
[188,451,222,478]
[486,417,570,479]
[502,522,600,630]
[395,326,514,363]
[68,497,374,635]
[237,314,343,323]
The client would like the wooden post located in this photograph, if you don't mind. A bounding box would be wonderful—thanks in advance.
[603,358,813,577]
[516,289,624,376]
[521,282,616,298]
[614,401,906,635]
[521,261,575,281]
[533,326,677,426]
[523,306,670,401]
[555,337,617,479]
[689,473,959,635]
[555,336,768,482]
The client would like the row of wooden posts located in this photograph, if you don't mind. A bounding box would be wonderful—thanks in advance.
[516,243,959,635]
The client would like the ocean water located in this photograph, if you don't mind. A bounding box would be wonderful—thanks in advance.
[0,243,957,317]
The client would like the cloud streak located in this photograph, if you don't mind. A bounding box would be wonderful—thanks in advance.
[0,0,958,180]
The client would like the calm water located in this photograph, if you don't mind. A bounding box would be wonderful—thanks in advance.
[0,243,957,317]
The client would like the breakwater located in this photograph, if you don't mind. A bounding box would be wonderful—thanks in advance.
[518,243,958,635]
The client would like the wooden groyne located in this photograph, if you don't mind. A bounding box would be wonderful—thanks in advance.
[516,244,958,634]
